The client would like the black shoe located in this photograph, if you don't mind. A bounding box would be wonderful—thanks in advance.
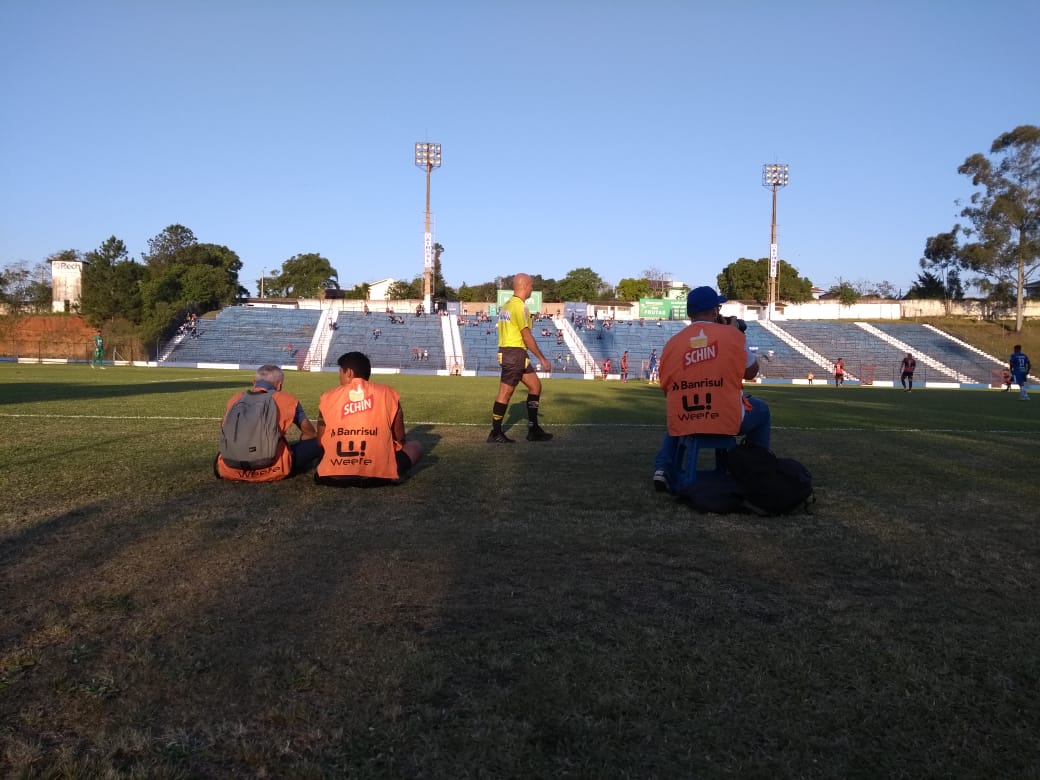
[653,470,670,493]
[526,426,553,441]
[487,431,515,443]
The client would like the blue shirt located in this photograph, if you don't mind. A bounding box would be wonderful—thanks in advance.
[1010,350,1031,378]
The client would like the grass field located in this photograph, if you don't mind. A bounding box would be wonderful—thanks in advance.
[1,364,1039,778]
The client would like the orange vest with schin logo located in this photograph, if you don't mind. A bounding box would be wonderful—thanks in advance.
[316,379,402,480]
[660,322,748,436]
[216,388,299,482]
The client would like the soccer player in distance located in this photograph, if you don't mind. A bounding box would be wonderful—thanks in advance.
[488,273,553,443]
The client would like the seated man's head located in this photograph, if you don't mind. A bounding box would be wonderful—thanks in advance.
[686,286,727,320]
[337,351,372,381]
[255,364,284,389]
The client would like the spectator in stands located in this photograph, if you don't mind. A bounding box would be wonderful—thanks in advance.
[487,272,553,443]
[215,365,320,482]
[363,303,370,315]
[652,286,770,495]
[1009,345,1032,401]
[900,353,917,392]
[315,351,423,486]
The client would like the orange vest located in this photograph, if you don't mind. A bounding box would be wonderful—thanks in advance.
[660,322,747,436]
[316,379,402,480]
[216,388,299,482]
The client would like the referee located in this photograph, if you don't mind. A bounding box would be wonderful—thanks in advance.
[487,273,553,443]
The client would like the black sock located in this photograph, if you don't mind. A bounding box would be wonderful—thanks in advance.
[526,394,540,426]
[492,402,507,432]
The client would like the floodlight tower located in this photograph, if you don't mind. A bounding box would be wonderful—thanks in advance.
[414,142,442,314]
[762,163,789,321]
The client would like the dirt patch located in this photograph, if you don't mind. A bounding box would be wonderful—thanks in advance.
[0,315,99,359]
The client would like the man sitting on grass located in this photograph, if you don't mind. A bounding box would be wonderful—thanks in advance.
[314,351,423,487]
[215,365,321,482]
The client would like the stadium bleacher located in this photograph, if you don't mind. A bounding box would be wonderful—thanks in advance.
[163,307,321,366]
[159,304,1010,388]
[774,321,912,383]
[869,322,992,382]
[324,312,446,371]
[742,322,821,380]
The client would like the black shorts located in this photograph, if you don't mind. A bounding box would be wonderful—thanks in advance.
[314,450,414,487]
[498,346,533,387]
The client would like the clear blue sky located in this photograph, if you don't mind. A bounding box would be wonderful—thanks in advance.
[2,1,1037,297]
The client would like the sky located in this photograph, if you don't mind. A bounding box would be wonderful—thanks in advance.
[2,1,1038,298]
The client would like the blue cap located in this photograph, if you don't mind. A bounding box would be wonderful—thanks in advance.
[687,286,727,315]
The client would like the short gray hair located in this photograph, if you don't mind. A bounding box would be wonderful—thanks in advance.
[254,365,284,386]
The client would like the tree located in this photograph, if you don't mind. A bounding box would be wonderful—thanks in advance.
[919,229,966,314]
[558,267,605,302]
[953,125,1040,331]
[343,282,371,300]
[905,269,963,302]
[431,243,457,300]
[642,266,673,298]
[387,279,420,300]
[143,224,198,268]
[268,253,339,298]
[827,280,861,306]
[616,277,652,301]
[136,225,242,342]
[530,274,560,302]
[0,260,53,313]
[716,258,814,303]
[81,236,146,325]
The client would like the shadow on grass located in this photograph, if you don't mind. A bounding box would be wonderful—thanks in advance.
[0,380,248,406]
[2,420,1040,775]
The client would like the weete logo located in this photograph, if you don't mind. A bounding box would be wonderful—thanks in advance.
[677,392,720,422]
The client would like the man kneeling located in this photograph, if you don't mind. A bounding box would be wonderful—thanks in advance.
[315,351,423,487]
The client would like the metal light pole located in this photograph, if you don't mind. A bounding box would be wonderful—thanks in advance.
[260,268,265,299]
[762,163,789,321]
[414,142,442,314]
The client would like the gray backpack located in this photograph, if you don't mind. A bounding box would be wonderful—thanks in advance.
[219,391,281,470]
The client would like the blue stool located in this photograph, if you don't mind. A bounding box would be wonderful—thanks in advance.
[670,434,737,494]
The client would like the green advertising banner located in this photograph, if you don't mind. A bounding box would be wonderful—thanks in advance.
[496,289,543,313]
[638,299,675,319]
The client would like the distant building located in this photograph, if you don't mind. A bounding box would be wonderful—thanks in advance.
[365,277,397,301]
[50,257,86,313]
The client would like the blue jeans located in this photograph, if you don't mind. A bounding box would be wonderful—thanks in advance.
[653,395,771,473]
[290,438,323,475]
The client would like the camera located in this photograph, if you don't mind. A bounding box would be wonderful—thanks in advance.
[717,314,747,333]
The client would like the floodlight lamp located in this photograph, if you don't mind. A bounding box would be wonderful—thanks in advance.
[762,163,789,188]
[414,142,442,169]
